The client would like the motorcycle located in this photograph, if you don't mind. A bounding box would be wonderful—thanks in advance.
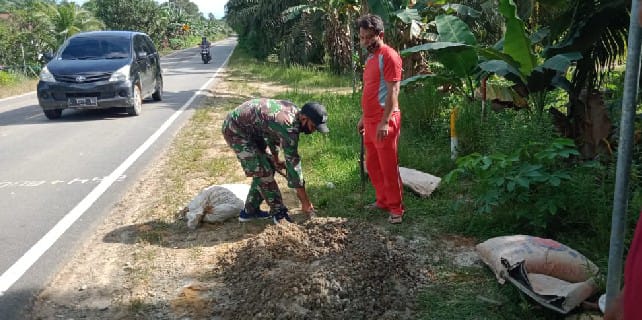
[201,46,211,64]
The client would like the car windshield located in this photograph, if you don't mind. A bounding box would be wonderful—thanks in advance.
[59,36,131,60]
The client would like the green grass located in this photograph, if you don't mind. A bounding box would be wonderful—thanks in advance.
[229,52,352,90]
[418,268,565,320]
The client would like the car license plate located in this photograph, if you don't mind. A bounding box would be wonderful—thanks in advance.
[68,97,98,107]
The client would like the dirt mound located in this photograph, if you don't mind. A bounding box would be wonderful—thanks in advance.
[209,217,429,319]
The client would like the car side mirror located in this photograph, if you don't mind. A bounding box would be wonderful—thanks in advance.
[137,51,148,60]
[42,52,54,63]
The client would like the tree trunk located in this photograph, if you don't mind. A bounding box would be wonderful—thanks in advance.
[552,89,613,159]
[324,10,352,74]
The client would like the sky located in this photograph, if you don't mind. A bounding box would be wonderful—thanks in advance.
[190,0,227,19]
[70,0,228,19]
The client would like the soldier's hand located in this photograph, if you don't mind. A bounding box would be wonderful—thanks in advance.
[306,209,317,218]
[302,202,313,212]
[296,188,315,218]
[301,202,315,216]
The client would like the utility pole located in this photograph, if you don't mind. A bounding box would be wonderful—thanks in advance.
[605,0,642,310]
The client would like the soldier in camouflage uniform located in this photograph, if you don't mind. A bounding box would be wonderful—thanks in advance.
[222,98,329,223]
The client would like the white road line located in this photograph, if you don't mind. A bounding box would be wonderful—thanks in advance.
[26,113,42,120]
[0,53,231,296]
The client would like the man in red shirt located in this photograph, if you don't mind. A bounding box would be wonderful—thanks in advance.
[356,14,404,224]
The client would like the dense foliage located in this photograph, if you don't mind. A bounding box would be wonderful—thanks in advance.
[0,0,232,74]
[226,0,359,74]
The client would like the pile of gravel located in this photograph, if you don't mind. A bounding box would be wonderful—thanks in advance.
[211,218,428,319]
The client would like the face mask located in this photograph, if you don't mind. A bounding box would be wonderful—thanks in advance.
[300,120,313,134]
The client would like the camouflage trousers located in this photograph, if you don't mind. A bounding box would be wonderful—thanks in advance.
[222,118,286,215]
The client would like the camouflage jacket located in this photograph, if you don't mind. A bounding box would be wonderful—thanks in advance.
[226,98,304,188]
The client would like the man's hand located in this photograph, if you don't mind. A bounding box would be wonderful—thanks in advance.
[357,117,364,135]
[376,121,389,141]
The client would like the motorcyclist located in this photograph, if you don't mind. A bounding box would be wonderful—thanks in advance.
[200,36,211,49]
[200,36,211,63]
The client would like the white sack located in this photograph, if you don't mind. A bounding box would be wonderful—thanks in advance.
[399,167,441,197]
[185,184,250,229]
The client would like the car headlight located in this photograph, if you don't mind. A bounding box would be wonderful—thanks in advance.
[39,66,56,82]
[109,65,130,82]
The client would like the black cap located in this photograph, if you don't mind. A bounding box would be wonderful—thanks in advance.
[300,102,329,133]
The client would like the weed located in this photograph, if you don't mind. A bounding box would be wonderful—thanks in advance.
[128,297,146,313]
[0,74,38,98]
[188,246,204,260]
[139,230,164,245]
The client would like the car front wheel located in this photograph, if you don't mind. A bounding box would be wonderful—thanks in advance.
[127,84,142,116]
[43,109,62,119]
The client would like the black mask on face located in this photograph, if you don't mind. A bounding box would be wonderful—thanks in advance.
[300,119,313,134]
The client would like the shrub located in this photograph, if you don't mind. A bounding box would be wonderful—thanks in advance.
[445,138,582,232]
[0,70,19,86]
[455,101,557,155]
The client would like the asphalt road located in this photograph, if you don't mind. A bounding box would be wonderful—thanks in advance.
[0,37,237,319]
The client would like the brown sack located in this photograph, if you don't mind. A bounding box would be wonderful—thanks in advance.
[476,235,599,314]
[476,235,598,284]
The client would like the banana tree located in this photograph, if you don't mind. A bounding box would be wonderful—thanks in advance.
[492,0,627,158]
[476,0,582,114]
[483,0,627,158]
[282,0,360,74]
[542,0,628,158]
[399,12,482,100]
[401,0,582,110]
[402,0,623,158]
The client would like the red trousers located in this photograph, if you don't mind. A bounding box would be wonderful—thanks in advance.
[363,111,404,215]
